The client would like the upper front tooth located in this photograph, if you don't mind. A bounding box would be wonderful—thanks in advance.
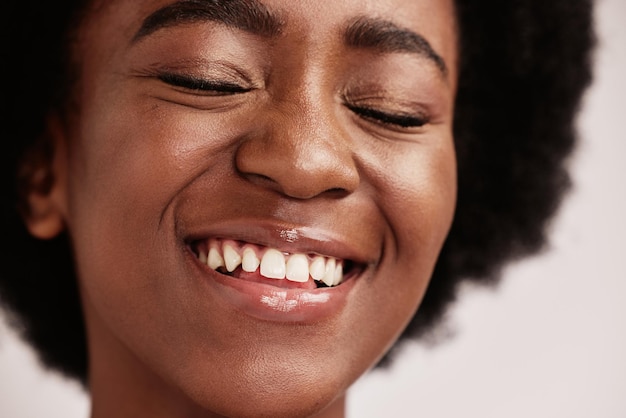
[208,246,225,270]
[322,258,336,287]
[223,244,241,272]
[242,247,260,272]
[286,254,309,283]
[260,249,286,279]
[309,256,326,281]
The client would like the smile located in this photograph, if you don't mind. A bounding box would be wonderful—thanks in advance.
[193,238,356,288]
[185,224,374,322]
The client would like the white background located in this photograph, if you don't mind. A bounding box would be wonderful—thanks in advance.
[1,0,624,416]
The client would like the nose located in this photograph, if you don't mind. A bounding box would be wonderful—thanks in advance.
[235,107,360,200]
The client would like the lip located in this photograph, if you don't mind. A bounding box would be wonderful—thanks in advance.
[184,220,375,263]
[204,265,359,322]
[184,220,376,323]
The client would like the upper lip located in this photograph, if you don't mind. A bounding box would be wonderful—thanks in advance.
[183,219,379,267]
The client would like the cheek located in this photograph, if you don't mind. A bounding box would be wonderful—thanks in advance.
[343,132,456,361]
[66,94,240,232]
[63,99,235,337]
[387,137,457,259]
[365,130,457,255]
[369,134,456,300]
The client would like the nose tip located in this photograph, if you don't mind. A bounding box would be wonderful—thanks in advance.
[235,130,360,200]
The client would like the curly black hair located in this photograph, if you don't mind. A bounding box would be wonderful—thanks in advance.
[0,0,595,386]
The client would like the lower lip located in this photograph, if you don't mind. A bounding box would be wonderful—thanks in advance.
[195,257,357,323]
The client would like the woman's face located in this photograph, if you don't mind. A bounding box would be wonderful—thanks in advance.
[53,0,457,416]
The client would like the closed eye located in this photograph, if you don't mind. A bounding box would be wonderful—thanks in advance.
[158,73,252,95]
[346,104,427,128]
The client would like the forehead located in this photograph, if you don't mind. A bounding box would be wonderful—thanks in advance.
[88,0,457,30]
[84,0,456,55]
[81,0,458,77]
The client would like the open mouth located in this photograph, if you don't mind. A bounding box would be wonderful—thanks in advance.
[191,238,363,289]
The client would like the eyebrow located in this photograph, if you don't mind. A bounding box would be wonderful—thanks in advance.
[132,2,448,78]
[132,0,284,42]
[344,17,448,77]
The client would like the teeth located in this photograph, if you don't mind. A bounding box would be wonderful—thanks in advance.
[241,247,260,272]
[208,246,225,270]
[200,239,347,286]
[333,262,343,286]
[309,256,326,281]
[198,249,208,264]
[260,249,286,279]
[286,254,309,283]
[223,244,241,273]
[322,258,336,287]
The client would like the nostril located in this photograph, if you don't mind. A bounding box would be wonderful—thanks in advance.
[245,173,274,184]
[238,171,281,191]
[234,129,360,199]
[238,163,354,199]
[323,187,352,198]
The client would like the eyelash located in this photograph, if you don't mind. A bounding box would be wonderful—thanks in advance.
[158,73,250,94]
[158,73,427,128]
[346,105,428,128]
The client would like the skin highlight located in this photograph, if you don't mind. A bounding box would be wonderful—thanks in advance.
[22,0,458,417]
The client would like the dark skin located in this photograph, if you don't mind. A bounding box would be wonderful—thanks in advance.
[22,0,458,416]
